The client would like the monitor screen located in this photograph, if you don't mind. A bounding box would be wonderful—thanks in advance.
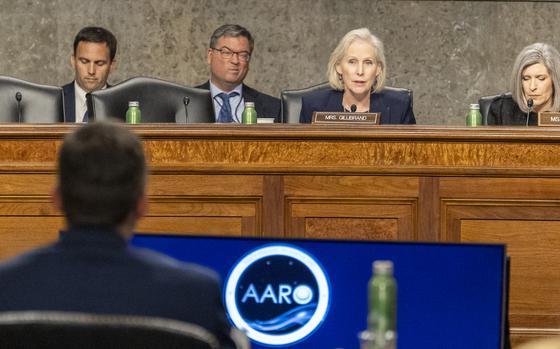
[131,235,506,349]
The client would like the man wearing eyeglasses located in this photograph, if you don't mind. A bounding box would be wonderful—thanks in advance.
[197,24,280,123]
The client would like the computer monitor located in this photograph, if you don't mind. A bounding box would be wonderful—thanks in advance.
[131,235,507,349]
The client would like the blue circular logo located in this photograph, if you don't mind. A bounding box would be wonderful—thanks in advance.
[225,244,330,346]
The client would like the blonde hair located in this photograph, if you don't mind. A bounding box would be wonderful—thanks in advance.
[510,43,560,112]
[327,28,386,92]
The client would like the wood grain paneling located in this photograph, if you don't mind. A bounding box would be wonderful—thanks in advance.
[0,125,560,343]
[0,217,62,259]
[287,200,416,240]
[442,199,560,340]
[139,197,261,236]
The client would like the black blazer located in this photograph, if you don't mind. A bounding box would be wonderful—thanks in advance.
[62,82,76,122]
[487,94,538,125]
[197,81,281,122]
[299,88,416,124]
[0,226,235,348]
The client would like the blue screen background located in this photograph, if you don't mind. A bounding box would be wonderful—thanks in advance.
[131,235,506,349]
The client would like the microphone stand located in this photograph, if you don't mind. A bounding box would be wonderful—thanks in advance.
[183,96,190,123]
[15,92,22,123]
[526,98,533,127]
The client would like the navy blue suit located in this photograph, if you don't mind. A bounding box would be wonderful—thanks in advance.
[62,82,76,122]
[197,81,281,122]
[0,226,235,348]
[299,88,416,124]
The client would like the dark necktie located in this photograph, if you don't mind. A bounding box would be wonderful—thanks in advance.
[216,92,239,123]
[82,110,88,123]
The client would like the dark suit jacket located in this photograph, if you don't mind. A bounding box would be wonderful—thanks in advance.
[0,225,235,348]
[197,81,281,122]
[62,82,76,122]
[299,88,416,124]
[63,82,113,123]
[487,94,537,125]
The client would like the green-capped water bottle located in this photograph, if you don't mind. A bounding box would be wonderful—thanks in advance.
[368,260,397,349]
[126,101,141,124]
[242,102,257,124]
[466,103,482,127]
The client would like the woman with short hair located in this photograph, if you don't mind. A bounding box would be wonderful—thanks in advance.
[488,43,560,125]
[299,28,416,124]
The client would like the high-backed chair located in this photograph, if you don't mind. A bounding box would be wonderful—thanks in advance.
[87,77,215,123]
[479,93,507,125]
[384,86,414,104]
[0,311,220,349]
[280,82,330,123]
[0,75,64,123]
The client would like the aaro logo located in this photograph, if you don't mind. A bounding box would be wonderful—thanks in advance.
[225,244,330,346]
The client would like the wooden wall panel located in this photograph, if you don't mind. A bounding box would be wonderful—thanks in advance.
[442,200,560,341]
[461,220,560,330]
[148,174,263,196]
[0,197,62,259]
[138,197,261,236]
[287,200,416,240]
[1,125,560,343]
[284,175,419,197]
[0,217,62,259]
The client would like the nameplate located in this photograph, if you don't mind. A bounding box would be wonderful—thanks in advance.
[538,112,560,126]
[312,112,381,125]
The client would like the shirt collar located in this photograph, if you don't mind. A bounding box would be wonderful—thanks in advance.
[74,81,109,101]
[209,81,243,98]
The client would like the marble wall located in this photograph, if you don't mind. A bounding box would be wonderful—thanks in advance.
[1,0,559,124]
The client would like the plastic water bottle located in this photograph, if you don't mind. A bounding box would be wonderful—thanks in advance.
[368,260,397,349]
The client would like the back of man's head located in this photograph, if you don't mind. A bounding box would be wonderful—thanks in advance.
[73,26,118,61]
[58,121,146,228]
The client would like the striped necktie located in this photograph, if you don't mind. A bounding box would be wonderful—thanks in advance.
[216,92,239,123]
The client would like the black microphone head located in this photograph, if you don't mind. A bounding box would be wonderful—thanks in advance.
[350,104,357,112]
[183,96,190,106]
[15,92,22,102]
[527,98,534,109]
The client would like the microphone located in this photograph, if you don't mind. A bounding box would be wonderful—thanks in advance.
[350,104,357,112]
[15,92,22,123]
[526,98,533,126]
[183,96,190,123]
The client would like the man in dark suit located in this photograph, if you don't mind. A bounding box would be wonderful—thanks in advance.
[0,121,236,348]
[63,27,117,123]
[197,24,280,122]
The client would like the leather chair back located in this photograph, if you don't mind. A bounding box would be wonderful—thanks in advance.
[280,82,330,123]
[479,93,509,125]
[87,77,215,123]
[0,75,63,123]
[0,311,220,349]
[384,86,413,104]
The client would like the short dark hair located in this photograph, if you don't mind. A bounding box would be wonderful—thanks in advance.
[73,26,118,61]
[209,24,254,52]
[58,121,146,227]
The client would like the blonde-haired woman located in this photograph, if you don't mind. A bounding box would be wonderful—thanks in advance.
[299,28,415,124]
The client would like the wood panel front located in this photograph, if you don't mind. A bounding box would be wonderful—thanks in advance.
[0,124,559,343]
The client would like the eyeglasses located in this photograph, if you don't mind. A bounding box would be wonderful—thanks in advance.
[211,47,251,62]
